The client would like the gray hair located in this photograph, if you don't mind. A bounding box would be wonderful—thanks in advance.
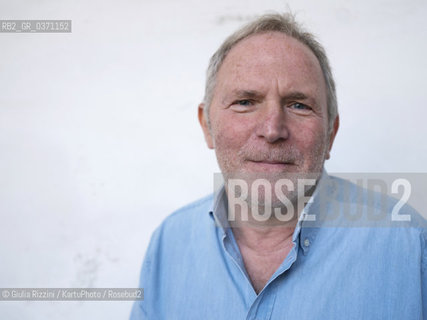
[203,12,338,133]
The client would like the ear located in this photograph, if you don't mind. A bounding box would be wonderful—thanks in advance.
[325,115,339,160]
[198,103,214,149]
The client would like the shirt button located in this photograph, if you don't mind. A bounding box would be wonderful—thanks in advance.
[304,238,310,247]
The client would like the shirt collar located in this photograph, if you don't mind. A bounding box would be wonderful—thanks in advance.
[210,185,229,234]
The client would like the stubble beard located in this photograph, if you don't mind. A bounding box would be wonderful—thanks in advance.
[216,136,329,224]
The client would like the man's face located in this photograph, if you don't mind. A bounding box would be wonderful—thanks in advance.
[199,32,338,205]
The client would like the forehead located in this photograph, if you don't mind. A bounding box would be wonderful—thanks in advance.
[214,32,326,101]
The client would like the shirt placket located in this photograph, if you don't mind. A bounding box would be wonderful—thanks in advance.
[245,242,300,320]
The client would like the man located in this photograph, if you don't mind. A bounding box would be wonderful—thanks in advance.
[131,13,426,319]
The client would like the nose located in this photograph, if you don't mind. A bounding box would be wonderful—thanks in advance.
[256,101,289,143]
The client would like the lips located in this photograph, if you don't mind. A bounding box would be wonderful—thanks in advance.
[247,158,295,165]
[245,159,296,172]
[239,146,300,172]
[251,160,293,165]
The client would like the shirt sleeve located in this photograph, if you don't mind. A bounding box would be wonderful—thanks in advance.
[130,295,147,320]
[421,228,427,319]
[129,227,161,320]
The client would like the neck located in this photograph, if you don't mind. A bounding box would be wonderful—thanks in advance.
[231,210,297,294]
[232,220,297,252]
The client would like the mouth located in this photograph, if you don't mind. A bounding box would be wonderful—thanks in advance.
[246,159,296,171]
[252,160,292,164]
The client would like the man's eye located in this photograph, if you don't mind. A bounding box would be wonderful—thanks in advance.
[235,100,252,106]
[230,99,255,112]
[290,102,310,110]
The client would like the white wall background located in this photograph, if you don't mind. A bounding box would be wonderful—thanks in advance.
[0,0,426,318]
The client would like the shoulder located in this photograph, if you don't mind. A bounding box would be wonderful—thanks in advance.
[147,193,215,248]
[160,193,214,230]
[132,194,215,318]
[323,175,426,268]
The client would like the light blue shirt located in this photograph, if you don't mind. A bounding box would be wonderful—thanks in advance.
[131,173,427,319]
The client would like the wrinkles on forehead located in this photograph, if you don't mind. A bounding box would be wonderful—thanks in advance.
[211,32,327,112]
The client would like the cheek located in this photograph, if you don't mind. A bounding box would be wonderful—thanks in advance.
[211,114,255,150]
[290,121,329,155]
[298,126,323,145]
[212,128,242,153]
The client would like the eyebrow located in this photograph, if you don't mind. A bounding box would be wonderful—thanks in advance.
[223,89,310,102]
[227,89,264,100]
[282,92,309,101]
